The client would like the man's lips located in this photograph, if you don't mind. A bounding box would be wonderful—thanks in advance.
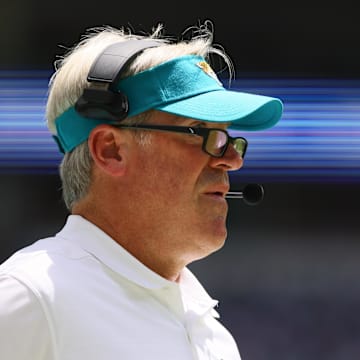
[203,184,230,198]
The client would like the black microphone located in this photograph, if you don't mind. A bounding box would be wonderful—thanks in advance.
[226,184,264,206]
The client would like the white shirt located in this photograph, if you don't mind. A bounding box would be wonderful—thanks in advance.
[0,215,241,360]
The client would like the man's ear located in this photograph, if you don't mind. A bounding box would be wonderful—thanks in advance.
[88,124,128,176]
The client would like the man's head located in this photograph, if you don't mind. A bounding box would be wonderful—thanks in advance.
[46,23,282,210]
[45,23,283,275]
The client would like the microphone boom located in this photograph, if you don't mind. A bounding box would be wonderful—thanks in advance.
[226,184,264,205]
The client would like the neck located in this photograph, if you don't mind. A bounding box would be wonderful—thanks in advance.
[72,201,187,282]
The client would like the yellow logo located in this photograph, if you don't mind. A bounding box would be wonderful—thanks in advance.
[197,61,222,86]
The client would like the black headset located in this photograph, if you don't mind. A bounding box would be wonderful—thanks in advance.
[75,39,161,122]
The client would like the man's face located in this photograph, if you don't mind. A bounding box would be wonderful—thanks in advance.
[124,111,243,264]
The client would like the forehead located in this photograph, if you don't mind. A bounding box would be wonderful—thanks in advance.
[148,110,230,129]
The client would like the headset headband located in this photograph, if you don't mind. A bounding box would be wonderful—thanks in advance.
[74,39,162,123]
[87,39,162,85]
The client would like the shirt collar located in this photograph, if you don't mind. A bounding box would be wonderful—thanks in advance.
[57,215,219,316]
[57,215,171,289]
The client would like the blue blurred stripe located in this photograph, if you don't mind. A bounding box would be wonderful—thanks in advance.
[229,77,360,182]
[1,71,360,182]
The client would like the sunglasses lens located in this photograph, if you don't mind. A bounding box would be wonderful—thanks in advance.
[233,138,247,158]
[206,130,228,156]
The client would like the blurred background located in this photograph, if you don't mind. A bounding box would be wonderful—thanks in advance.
[1,1,359,359]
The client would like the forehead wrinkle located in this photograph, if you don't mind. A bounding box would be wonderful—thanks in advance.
[147,110,230,130]
[179,117,231,130]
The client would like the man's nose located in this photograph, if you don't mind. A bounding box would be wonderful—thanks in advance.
[208,143,244,171]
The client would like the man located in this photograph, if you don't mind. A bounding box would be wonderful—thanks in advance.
[0,23,283,359]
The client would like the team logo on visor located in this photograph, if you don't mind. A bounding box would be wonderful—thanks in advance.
[196,61,222,86]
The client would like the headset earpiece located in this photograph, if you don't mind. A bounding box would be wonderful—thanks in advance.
[75,39,161,121]
[75,88,128,121]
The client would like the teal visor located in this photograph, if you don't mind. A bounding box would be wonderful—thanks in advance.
[54,54,283,153]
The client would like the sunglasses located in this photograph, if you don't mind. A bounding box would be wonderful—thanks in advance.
[111,124,248,158]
